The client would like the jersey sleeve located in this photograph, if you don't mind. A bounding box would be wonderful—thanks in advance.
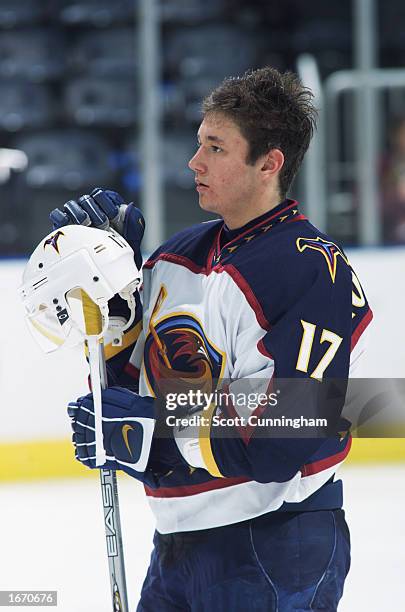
[175,254,372,482]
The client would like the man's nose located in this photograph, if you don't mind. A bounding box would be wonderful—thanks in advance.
[188,148,207,174]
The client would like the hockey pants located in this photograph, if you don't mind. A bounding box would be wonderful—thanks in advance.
[137,508,350,611]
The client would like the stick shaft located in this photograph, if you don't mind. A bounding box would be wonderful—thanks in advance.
[82,291,129,612]
[92,341,130,612]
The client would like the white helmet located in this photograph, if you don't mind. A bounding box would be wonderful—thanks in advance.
[20,225,141,353]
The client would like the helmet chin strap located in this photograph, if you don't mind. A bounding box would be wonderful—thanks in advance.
[119,292,136,329]
[111,283,139,346]
[74,285,138,346]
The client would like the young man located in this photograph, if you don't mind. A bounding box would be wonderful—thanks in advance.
[52,67,372,611]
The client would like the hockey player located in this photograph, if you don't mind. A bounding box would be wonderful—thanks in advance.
[51,67,372,611]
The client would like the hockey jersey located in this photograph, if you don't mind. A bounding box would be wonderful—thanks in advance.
[112,199,372,534]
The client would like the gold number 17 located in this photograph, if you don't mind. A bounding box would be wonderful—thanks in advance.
[296,320,343,380]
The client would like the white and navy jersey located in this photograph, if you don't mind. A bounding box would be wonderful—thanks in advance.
[119,199,372,534]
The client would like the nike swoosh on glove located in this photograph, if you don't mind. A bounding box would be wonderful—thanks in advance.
[68,387,156,483]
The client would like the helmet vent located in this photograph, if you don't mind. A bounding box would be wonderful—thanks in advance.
[33,277,48,290]
[108,234,125,249]
[94,244,107,254]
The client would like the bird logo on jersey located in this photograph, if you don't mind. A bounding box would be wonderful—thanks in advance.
[43,230,64,254]
[143,286,224,399]
[296,236,349,283]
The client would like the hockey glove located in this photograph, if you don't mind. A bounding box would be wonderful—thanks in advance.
[50,188,145,269]
[68,386,157,484]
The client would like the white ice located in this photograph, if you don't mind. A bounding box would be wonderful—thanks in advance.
[1,465,404,611]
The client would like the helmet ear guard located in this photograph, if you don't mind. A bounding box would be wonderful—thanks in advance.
[20,225,141,352]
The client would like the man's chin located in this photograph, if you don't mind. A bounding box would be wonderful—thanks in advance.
[198,196,218,214]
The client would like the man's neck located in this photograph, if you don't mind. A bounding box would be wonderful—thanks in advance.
[223,194,283,229]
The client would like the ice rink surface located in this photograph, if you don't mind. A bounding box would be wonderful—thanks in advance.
[1,465,404,611]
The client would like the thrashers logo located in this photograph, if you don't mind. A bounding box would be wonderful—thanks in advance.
[296,236,349,283]
[143,286,224,399]
[43,230,65,254]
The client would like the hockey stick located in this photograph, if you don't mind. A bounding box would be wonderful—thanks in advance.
[81,290,129,612]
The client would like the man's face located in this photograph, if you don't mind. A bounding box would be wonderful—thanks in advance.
[188,113,264,227]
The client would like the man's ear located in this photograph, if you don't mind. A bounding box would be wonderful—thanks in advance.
[260,148,284,179]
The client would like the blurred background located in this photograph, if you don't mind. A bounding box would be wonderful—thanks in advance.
[0,1,404,610]
[2,0,405,251]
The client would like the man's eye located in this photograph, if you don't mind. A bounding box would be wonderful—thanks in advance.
[211,146,222,153]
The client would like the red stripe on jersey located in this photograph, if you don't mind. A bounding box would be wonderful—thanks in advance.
[351,308,373,351]
[144,255,271,332]
[144,202,302,276]
[144,253,208,275]
[124,362,140,380]
[206,239,218,273]
[301,436,352,477]
[257,338,274,359]
[217,264,270,330]
[144,475,251,498]
[285,214,307,223]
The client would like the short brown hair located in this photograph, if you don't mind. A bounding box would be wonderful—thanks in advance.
[202,67,317,198]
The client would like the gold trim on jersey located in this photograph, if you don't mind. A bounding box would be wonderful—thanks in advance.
[199,402,225,478]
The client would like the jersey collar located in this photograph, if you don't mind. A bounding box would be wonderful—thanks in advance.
[210,199,304,268]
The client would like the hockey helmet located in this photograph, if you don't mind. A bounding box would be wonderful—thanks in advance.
[20,225,141,352]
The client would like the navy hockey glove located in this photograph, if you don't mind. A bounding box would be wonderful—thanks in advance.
[68,387,156,484]
[50,188,145,269]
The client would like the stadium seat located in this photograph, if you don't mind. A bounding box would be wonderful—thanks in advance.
[0,30,64,81]
[64,78,138,126]
[291,20,351,75]
[68,29,137,77]
[59,0,135,26]
[125,129,196,191]
[177,76,222,124]
[14,130,115,190]
[380,0,405,52]
[159,0,225,24]
[0,81,56,131]
[160,80,186,122]
[292,21,351,53]
[0,0,43,28]
[165,25,257,80]
[0,181,32,255]
[161,130,197,188]
[289,0,350,21]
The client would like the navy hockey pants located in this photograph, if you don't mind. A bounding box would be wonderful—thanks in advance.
[137,509,350,611]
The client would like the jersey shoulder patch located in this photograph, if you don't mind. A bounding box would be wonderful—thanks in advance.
[296,236,350,283]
